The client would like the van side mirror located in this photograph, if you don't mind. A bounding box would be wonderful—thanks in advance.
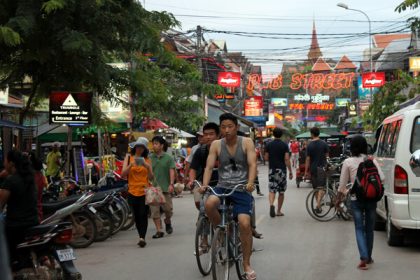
[409,150,420,177]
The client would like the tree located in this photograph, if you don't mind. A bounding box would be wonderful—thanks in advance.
[0,0,205,130]
[363,70,420,130]
[396,0,420,30]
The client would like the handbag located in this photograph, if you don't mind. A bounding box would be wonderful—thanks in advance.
[145,181,166,206]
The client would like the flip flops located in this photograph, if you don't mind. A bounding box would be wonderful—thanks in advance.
[244,270,257,280]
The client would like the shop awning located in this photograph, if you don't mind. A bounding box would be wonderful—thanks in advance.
[296,132,330,139]
[207,101,257,131]
[0,120,26,129]
[169,128,195,138]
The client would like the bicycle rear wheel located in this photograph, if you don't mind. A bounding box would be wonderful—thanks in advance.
[195,216,213,276]
[306,188,337,222]
[211,228,230,280]
[233,224,244,280]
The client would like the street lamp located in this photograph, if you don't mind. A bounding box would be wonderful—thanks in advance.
[337,3,373,102]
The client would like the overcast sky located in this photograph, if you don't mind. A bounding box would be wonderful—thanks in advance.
[145,0,416,74]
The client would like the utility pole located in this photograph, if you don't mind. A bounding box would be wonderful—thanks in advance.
[196,25,206,120]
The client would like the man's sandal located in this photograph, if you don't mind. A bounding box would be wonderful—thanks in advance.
[244,270,257,280]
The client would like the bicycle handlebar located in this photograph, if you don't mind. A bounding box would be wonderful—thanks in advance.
[193,180,245,197]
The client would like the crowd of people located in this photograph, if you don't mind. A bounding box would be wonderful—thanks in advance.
[0,112,384,277]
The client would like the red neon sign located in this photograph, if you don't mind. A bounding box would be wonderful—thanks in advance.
[247,73,355,91]
[289,103,335,110]
[218,72,241,87]
[362,72,385,88]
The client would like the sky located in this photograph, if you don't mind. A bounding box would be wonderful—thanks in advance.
[145,0,416,74]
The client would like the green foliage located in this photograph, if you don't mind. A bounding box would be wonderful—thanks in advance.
[363,71,419,130]
[396,0,420,30]
[0,26,21,46]
[41,0,67,14]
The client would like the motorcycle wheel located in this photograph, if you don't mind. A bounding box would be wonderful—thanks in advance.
[94,209,114,242]
[121,204,135,231]
[68,212,97,248]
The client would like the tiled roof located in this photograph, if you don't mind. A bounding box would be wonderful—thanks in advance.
[312,57,331,72]
[334,55,357,70]
[373,33,411,48]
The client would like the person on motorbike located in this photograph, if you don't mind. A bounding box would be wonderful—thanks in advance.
[0,150,39,267]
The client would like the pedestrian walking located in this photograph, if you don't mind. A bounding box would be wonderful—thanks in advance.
[122,137,154,247]
[149,136,176,238]
[304,127,329,213]
[45,142,61,183]
[336,135,384,270]
[290,139,300,168]
[29,152,47,221]
[264,128,293,217]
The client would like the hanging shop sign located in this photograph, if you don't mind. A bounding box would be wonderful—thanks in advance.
[409,57,420,72]
[271,98,288,107]
[335,98,351,107]
[0,87,8,105]
[244,116,266,127]
[289,103,335,110]
[294,93,330,103]
[218,72,241,88]
[244,96,263,116]
[362,72,385,88]
[358,76,378,101]
[348,103,357,116]
[49,91,92,125]
[214,94,234,101]
[247,72,355,91]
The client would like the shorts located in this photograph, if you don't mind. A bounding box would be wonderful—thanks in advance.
[212,187,253,217]
[268,169,287,193]
[149,193,173,219]
[311,167,327,189]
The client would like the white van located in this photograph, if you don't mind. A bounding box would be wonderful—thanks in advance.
[374,101,420,246]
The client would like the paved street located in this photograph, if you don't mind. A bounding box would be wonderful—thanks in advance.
[75,165,420,280]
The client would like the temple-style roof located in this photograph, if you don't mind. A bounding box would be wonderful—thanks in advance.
[373,33,411,49]
[312,57,331,72]
[334,55,357,70]
[307,21,323,64]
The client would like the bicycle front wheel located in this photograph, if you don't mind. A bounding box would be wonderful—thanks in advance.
[305,188,337,222]
[211,228,230,280]
[195,216,213,276]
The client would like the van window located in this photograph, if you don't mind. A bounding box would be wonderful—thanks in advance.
[411,117,420,153]
[377,123,390,157]
[389,120,402,157]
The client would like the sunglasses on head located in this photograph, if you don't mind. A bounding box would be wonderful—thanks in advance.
[229,158,238,171]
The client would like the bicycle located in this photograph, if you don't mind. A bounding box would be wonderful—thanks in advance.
[196,182,246,280]
[193,181,213,276]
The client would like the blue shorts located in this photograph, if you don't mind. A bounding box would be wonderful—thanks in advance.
[213,187,253,217]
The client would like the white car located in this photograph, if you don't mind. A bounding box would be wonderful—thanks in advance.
[374,101,420,246]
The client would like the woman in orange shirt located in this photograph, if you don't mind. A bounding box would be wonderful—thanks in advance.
[122,137,153,247]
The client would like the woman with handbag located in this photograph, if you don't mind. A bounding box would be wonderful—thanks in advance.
[122,137,154,248]
[336,135,384,270]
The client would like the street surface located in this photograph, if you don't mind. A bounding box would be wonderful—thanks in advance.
[75,165,420,280]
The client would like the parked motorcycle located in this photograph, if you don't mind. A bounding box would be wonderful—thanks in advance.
[13,222,82,280]
[42,192,97,249]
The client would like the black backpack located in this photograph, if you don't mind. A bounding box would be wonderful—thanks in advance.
[352,158,384,202]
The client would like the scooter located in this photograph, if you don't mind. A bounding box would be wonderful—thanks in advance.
[13,222,82,279]
[42,192,97,249]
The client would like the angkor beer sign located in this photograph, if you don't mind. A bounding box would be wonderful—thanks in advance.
[362,72,385,88]
[247,73,355,91]
[49,91,92,125]
[218,72,241,87]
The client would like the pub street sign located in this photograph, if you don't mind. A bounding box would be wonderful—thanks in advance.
[49,91,92,125]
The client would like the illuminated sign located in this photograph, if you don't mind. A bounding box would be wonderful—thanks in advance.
[358,76,378,101]
[335,98,351,107]
[294,93,330,103]
[409,57,420,72]
[362,72,385,88]
[218,72,241,88]
[49,91,92,125]
[247,72,355,91]
[271,98,288,107]
[289,103,335,110]
[348,103,357,116]
[244,96,263,116]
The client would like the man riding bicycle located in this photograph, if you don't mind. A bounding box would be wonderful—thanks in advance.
[200,113,257,280]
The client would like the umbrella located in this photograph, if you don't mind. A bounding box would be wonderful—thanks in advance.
[142,118,169,130]
[296,131,330,139]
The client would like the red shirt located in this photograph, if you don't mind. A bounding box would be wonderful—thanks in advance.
[34,172,47,221]
[291,142,300,153]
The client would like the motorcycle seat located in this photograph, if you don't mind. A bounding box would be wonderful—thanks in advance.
[330,174,341,180]
[25,224,58,238]
[42,195,82,214]
[90,191,109,202]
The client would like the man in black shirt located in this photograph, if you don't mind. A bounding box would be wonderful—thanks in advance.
[264,128,293,218]
[305,127,329,212]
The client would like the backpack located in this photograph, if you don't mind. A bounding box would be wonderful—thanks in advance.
[352,158,384,202]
